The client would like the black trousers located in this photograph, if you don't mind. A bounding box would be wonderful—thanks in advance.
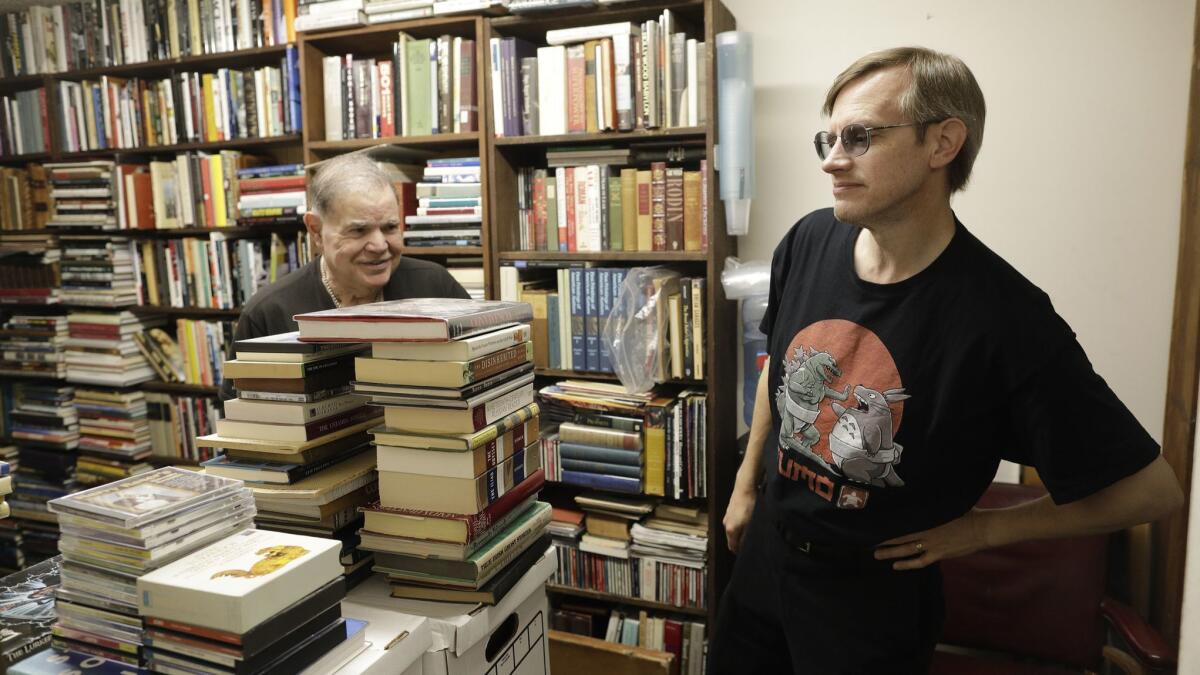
[706,499,945,675]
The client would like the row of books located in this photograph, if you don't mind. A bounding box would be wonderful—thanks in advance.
[492,11,705,137]
[515,157,708,252]
[320,33,479,141]
[234,162,305,224]
[0,0,299,79]
[137,233,306,310]
[0,165,49,230]
[0,240,61,305]
[299,0,432,27]
[0,89,50,158]
[54,51,300,154]
[549,493,708,610]
[145,391,221,462]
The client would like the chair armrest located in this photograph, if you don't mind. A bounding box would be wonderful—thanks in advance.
[1100,598,1177,670]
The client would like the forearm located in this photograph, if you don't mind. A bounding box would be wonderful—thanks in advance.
[979,455,1183,549]
[734,357,773,494]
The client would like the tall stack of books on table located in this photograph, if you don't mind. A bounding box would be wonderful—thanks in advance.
[320,34,478,141]
[135,528,363,674]
[0,234,60,305]
[72,389,154,487]
[198,331,382,587]
[7,384,78,568]
[0,315,68,378]
[236,164,307,226]
[64,311,164,387]
[44,468,255,668]
[293,298,554,605]
[405,157,482,248]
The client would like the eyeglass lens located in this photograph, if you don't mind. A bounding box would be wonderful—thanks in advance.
[814,124,872,160]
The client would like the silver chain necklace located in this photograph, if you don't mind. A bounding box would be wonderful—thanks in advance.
[320,257,382,308]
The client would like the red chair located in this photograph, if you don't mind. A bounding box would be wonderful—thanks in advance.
[929,482,1177,675]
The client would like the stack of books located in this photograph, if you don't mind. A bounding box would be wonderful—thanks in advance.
[0,235,60,304]
[491,11,705,137]
[630,503,707,607]
[45,468,255,667]
[236,163,307,226]
[0,315,68,378]
[364,0,432,23]
[44,161,118,230]
[0,457,22,572]
[405,157,482,248]
[58,235,140,307]
[64,311,164,386]
[72,388,154,487]
[295,0,368,32]
[136,528,358,674]
[447,262,486,300]
[4,384,77,571]
[0,164,49,230]
[198,331,381,586]
[294,298,554,605]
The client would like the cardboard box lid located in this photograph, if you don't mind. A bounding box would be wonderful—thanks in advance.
[347,545,556,657]
[342,588,433,674]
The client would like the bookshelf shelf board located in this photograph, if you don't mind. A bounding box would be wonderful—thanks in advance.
[55,134,302,160]
[298,15,478,52]
[0,152,51,164]
[0,371,66,381]
[401,246,484,256]
[0,74,48,92]
[0,229,55,236]
[308,132,481,152]
[534,368,703,386]
[546,584,708,618]
[142,381,220,396]
[130,306,241,318]
[58,44,294,81]
[493,0,704,31]
[128,223,305,237]
[493,127,706,147]
[500,250,707,262]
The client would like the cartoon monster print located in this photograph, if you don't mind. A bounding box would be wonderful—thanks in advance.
[776,346,850,469]
[211,545,309,579]
[828,385,911,487]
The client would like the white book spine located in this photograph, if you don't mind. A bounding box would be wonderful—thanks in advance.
[323,56,343,140]
[489,37,504,137]
[452,36,462,133]
[686,38,698,127]
[545,21,635,46]
[536,46,566,136]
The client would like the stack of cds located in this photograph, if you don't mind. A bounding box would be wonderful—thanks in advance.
[47,468,256,668]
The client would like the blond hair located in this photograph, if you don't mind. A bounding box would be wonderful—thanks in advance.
[824,47,986,193]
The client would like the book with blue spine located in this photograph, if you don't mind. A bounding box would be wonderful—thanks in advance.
[584,268,599,372]
[547,292,561,370]
[561,459,641,479]
[560,470,641,494]
[597,268,613,372]
[558,441,641,466]
[569,269,587,370]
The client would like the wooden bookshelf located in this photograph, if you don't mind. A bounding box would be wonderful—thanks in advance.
[297,14,494,297]
[546,584,708,618]
[483,0,740,633]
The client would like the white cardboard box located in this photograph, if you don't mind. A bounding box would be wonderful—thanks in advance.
[340,590,433,675]
[347,545,556,675]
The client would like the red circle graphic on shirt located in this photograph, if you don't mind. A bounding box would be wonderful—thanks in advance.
[779,319,903,465]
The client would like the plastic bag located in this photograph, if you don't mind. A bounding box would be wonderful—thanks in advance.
[603,266,681,394]
[721,256,770,299]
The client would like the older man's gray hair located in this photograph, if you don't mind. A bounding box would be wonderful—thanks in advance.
[307,154,398,219]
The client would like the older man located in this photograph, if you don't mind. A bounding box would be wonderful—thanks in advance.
[233,153,470,341]
[708,47,1182,674]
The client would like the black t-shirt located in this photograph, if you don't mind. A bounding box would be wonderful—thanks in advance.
[759,209,1159,548]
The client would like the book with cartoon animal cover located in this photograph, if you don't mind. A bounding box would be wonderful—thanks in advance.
[46,467,246,529]
[136,529,342,634]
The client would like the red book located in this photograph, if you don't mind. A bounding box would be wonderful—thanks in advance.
[532,171,546,251]
[564,167,577,252]
[131,169,155,229]
[663,620,683,675]
[459,38,477,132]
[360,469,546,544]
[37,88,50,151]
[393,181,417,223]
[238,175,306,193]
[566,44,586,134]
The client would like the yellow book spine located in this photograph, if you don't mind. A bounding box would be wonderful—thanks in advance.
[141,241,158,304]
[209,156,227,227]
[202,74,217,142]
[284,0,296,43]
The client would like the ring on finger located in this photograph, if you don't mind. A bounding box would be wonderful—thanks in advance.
[915,542,924,553]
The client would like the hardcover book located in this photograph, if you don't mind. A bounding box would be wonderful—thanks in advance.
[137,529,342,634]
[0,556,60,669]
[294,298,533,342]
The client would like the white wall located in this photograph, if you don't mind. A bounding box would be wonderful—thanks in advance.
[721,0,1195,657]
